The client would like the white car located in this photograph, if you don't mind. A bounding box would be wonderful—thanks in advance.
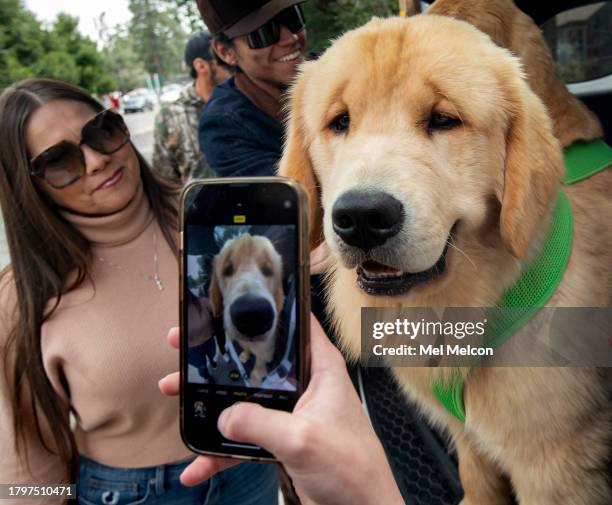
[159,84,183,105]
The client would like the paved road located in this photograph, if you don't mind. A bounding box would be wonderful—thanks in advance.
[124,108,156,164]
[0,108,156,270]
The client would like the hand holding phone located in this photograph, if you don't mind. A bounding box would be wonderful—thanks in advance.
[179,177,310,460]
[160,317,405,505]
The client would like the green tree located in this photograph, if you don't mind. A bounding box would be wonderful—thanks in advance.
[33,50,80,84]
[99,20,148,93]
[0,0,45,87]
[172,0,203,33]
[0,1,114,92]
[44,13,114,92]
[128,0,188,83]
[303,0,399,53]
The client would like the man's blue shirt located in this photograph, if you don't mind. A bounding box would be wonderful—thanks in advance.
[198,77,283,177]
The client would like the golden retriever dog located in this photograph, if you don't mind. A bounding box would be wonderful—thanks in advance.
[209,234,284,386]
[279,14,612,505]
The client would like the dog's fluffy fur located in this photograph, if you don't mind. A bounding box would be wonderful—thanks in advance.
[209,234,284,386]
[279,12,612,505]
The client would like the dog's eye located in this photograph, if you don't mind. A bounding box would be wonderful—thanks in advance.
[428,112,461,132]
[329,113,350,134]
[222,263,234,276]
[261,264,273,277]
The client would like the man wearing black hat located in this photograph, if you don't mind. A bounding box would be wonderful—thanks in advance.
[196,0,308,177]
[152,29,231,182]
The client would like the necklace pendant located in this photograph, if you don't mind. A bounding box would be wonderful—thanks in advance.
[154,274,164,291]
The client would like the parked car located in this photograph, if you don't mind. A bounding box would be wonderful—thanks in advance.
[123,88,156,114]
[159,83,183,105]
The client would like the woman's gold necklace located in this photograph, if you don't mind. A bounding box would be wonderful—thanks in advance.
[97,230,164,291]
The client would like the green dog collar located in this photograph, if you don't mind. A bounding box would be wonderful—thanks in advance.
[563,139,612,184]
[432,139,612,423]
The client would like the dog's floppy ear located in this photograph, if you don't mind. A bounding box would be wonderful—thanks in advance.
[278,67,324,250]
[208,269,223,318]
[498,67,564,258]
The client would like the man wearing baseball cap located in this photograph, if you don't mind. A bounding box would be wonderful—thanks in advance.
[152,29,232,182]
[195,0,308,177]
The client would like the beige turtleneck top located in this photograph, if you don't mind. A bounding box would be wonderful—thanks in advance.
[0,184,192,495]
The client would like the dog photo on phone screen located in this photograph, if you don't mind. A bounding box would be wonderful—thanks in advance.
[186,225,297,390]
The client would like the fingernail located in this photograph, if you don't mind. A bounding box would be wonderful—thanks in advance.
[158,376,167,388]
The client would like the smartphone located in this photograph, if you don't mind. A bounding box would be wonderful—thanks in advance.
[179,177,311,461]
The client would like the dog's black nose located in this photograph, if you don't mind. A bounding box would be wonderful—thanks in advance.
[332,191,404,251]
[230,296,275,337]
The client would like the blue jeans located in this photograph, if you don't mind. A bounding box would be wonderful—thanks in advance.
[77,455,278,505]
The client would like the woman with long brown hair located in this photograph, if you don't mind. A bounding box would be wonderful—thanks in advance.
[0,79,278,504]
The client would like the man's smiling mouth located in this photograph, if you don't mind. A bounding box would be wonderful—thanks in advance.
[277,50,301,62]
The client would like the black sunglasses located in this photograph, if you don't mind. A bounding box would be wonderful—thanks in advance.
[30,109,130,189]
[245,5,306,50]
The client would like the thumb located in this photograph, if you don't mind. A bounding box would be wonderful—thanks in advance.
[219,402,308,461]
[309,314,347,375]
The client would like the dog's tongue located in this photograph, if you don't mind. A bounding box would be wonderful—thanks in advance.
[361,260,401,274]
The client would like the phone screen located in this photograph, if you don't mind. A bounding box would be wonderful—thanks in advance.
[180,178,309,459]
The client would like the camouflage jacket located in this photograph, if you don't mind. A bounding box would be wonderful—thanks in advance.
[152,82,212,182]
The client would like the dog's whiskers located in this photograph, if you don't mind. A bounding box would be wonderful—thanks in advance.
[446,235,476,271]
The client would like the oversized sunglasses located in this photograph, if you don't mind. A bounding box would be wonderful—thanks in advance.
[29,109,130,189]
[245,5,306,50]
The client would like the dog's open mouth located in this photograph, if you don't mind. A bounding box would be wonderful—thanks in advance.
[357,241,450,296]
